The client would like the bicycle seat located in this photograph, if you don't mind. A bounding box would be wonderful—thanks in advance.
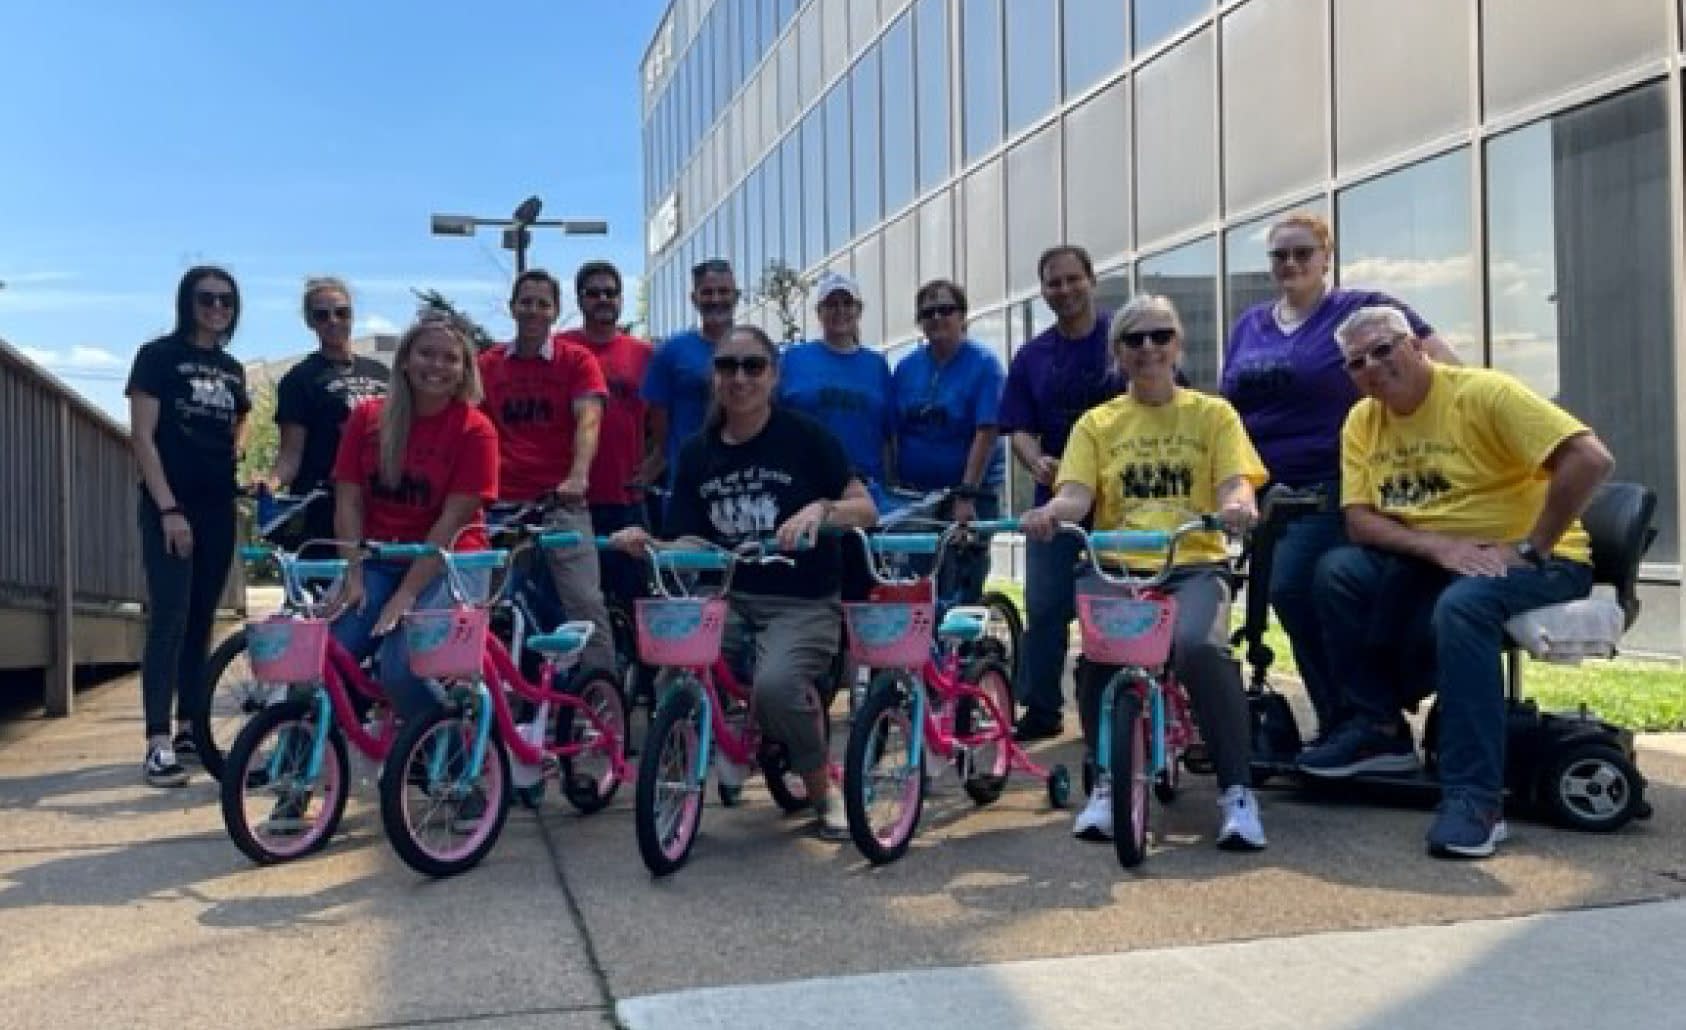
[938,606,988,643]
[527,621,595,657]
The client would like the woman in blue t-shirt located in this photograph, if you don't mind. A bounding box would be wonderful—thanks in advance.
[1220,211,1457,739]
[890,279,1007,606]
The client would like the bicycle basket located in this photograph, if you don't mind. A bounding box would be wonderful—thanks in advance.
[844,602,935,668]
[635,597,729,667]
[1076,589,1177,666]
[245,616,330,683]
[403,606,490,680]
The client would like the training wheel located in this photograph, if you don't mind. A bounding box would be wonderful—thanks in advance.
[1047,764,1072,809]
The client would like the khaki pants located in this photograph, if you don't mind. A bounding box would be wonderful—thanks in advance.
[723,593,843,775]
[541,503,617,673]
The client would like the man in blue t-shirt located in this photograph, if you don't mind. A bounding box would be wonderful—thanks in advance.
[999,245,1121,740]
[640,257,739,527]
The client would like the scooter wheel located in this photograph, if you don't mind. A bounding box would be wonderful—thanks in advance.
[1537,741,1645,833]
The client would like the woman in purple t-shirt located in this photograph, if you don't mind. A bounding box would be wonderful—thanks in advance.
[1220,211,1458,739]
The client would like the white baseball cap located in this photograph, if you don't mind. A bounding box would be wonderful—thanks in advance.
[815,270,862,304]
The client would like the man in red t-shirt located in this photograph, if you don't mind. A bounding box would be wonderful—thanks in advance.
[557,260,653,610]
[479,269,614,672]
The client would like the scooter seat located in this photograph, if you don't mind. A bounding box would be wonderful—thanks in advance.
[1504,585,1624,665]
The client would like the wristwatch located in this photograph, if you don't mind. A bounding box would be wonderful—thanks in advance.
[1515,540,1545,567]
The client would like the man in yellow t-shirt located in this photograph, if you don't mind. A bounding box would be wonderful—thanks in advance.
[1298,306,1613,860]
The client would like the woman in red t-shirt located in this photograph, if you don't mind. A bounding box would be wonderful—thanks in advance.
[329,312,500,718]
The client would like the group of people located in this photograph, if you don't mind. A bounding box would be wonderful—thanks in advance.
[126,209,1615,861]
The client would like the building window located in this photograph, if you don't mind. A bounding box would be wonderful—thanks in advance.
[1134,0,1210,54]
[961,0,1004,164]
[1337,148,1475,354]
[852,48,883,235]
[1138,236,1219,390]
[824,83,851,255]
[1063,0,1128,98]
[882,13,917,215]
[1486,81,1676,563]
[1061,77,1130,263]
[1005,124,1061,296]
[778,32,800,126]
[802,110,827,268]
[916,0,953,191]
[1005,0,1057,138]
[1134,28,1217,245]
[780,133,802,273]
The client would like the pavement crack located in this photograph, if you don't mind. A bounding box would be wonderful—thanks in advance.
[535,810,621,1017]
[326,1000,612,1029]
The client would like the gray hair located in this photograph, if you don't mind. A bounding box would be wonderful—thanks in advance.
[1109,294,1185,347]
[1333,305,1413,350]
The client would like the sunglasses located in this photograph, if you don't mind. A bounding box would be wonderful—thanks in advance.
[917,303,960,321]
[1268,245,1319,265]
[195,290,236,310]
[309,305,352,324]
[1343,338,1404,372]
[712,354,771,377]
[581,286,621,300]
[1120,328,1177,348]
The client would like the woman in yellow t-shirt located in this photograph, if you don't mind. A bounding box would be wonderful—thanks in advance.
[1021,295,1270,852]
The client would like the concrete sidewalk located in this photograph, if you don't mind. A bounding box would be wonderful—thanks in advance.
[2,671,1683,1030]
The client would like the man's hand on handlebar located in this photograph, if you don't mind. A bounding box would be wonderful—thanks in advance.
[553,474,589,507]
[608,526,655,556]
[1020,505,1060,542]
[1218,499,1259,536]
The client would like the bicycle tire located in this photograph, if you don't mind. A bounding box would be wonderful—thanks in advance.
[379,700,512,878]
[843,671,924,865]
[960,657,1015,805]
[1110,685,1150,868]
[220,699,349,865]
[559,668,629,815]
[635,688,705,877]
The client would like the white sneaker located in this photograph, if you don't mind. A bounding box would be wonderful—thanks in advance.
[1073,783,1113,841]
[1216,785,1267,851]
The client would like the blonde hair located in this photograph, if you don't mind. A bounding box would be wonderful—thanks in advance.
[301,276,353,319]
[1267,210,1334,253]
[1108,295,1185,378]
[378,314,483,489]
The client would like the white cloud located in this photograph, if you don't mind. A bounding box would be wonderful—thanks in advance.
[13,344,128,370]
[1341,254,1475,291]
[0,286,155,313]
[0,271,73,286]
[358,314,400,336]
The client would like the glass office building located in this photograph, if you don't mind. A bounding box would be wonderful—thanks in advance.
[641,0,1686,653]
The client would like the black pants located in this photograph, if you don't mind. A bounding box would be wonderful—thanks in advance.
[590,502,648,610]
[138,492,237,738]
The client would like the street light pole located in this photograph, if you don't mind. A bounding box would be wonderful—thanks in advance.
[429,196,608,279]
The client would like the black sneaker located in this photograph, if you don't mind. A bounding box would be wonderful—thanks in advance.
[171,730,200,765]
[1297,719,1420,778]
[263,796,308,836]
[144,744,189,788]
[1012,709,1064,743]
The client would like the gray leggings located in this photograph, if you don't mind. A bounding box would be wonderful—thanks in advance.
[723,593,843,775]
[1075,565,1252,789]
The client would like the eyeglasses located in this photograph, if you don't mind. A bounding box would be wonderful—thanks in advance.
[195,290,235,310]
[713,354,771,377]
[309,305,352,324]
[1268,245,1319,265]
[1120,328,1177,349]
[917,303,960,321]
[1343,337,1406,372]
[581,286,621,300]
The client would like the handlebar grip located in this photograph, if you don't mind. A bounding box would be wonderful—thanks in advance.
[655,550,733,570]
[1090,530,1172,550]
[292,559,349,581]
[368,543,437,560]
[537,531,584,549]
[239,544,276,562]
[870,533,941,554]
[966,518,1020,533]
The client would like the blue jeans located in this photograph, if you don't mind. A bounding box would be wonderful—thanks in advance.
[1316,545,1594,807]
[1266,505,1347,734]
[330,561,484,722]
[908,493,1000,609]
[1019,531,1082,718]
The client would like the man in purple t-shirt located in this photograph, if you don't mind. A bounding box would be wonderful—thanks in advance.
[1000,245,1123,740]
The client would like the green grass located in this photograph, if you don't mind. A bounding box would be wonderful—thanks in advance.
[985,578,1686,733]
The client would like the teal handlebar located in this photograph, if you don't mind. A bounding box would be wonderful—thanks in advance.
[655,550,733,570]
[369,542,433,560]
[1089,530,1172,550]
[537,531,584,549]
[870,534,941,555]
[292,559,348,581]
[240,544,276,562]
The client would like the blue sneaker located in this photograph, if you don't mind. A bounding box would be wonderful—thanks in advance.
[1427,794,1509,859]
[1297,719,1420,778]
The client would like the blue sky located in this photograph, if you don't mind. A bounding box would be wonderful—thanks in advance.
[0,0,667,420]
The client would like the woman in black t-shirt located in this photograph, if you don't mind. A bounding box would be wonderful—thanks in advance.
[125,266,252,787]
[611,325,878,840]
[269,276,388,542]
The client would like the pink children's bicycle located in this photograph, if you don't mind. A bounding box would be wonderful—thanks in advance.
[630,541,836,877]
[840,522,1071,865]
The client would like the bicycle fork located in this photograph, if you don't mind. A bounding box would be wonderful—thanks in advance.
[1094,672,1166,784]
[425,681,497,795]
